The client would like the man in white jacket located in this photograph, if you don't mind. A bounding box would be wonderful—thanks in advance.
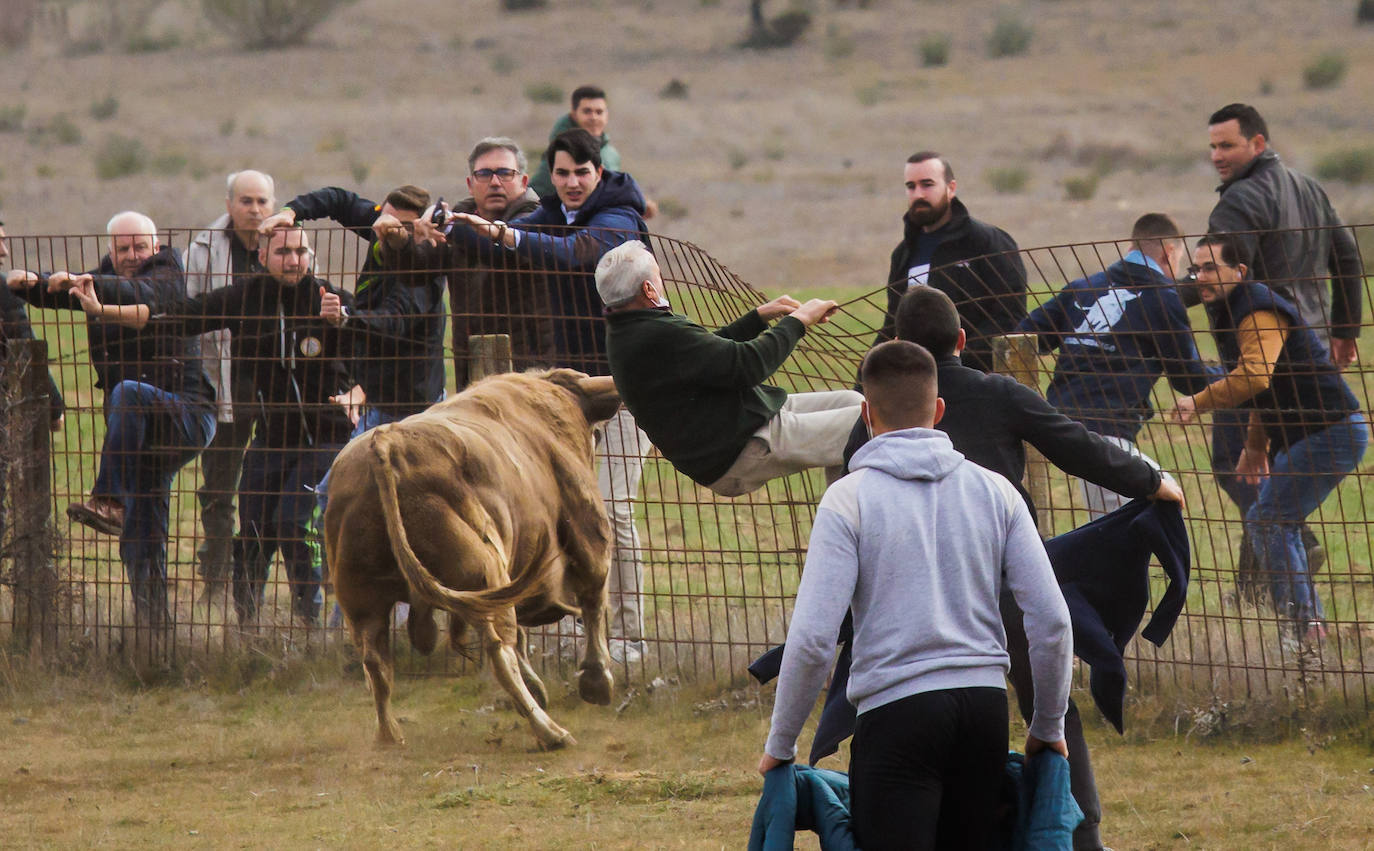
[758,340,1073,851]
[183,170,276,589]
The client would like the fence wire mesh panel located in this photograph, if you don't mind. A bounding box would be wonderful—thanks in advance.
[1,222,1372,721]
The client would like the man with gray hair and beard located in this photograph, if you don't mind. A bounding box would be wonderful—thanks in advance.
[185,169,276,590]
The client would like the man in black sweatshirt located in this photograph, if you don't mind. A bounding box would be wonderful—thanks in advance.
[81,227,357,625]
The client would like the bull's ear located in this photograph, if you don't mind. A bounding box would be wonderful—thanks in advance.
[577,375,622,423]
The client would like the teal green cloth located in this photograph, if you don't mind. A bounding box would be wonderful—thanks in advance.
[529,112,622,200]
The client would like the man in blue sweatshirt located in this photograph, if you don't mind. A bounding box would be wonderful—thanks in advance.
[760,340,1073,851]
[1017,213,1214,517]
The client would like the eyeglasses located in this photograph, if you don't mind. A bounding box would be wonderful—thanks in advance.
[472,168,521,182]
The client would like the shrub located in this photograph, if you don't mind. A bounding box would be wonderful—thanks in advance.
[1315,147,1374,184]
[315,130,347,154]
[0,105,25,132]
[987,14,1032,58]
[89,96,119,121]
[125,32,179,53]
[918,33,951,67]
[500,0,547,9]
[201,0,356,50]
[153,151,188,176]
[1303,52,1347,90]
[1063,173,1099,201]
[350,160,370,184]
[95,136,149,180]
[44,114,84,146]
[219,118,236,137]
[523,81,563,104]
[728,149,748,171]
[741,9,811,48]
[824,24,855,60]
[659,78,689,99]
[490,53,517,74]
[1358,0,1374,24]
[985,165,1029,194]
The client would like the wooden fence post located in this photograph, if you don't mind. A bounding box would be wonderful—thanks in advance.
[467,334,513,385]
[4,339,58,655]
[991,333,1053,538]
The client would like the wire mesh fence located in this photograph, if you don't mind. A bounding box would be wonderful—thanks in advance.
[1,220,1371,720]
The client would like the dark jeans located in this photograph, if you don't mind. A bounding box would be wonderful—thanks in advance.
[1211,408,1258,515]
[196,413,255,582]
[1002,591,1102,850]
[850,687,1008,851]
[233,440,340,623]
[93,381,215,623]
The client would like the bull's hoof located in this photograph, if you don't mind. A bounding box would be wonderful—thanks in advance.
[577,665,613,706]
[539,731,577,751]
[376,723,406,747]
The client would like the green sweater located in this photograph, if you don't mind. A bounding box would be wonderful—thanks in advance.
[606,307,806,486]
[529,113,623,200]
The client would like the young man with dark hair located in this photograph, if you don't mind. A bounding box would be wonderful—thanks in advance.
[873,150,1027,374]
[845,285,1180,850]
[529,85,619,199]
[1017,213,1214,516]
[760,339,1073,850]
[259,183,446,426]
[377,127,653,663]
[1169,235,1367,646]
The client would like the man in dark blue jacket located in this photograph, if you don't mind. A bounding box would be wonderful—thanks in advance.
[12,211,216,641]
[377,128,654,663]
[1017,214,1214,516]
[1169,235,1367,646]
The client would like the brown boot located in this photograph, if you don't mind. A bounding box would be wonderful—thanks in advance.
[67,497,125,535]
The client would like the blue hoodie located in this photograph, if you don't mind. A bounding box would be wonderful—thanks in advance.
[764,427,1073,760]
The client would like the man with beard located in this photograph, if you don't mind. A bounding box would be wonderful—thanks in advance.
[873,151,1026,374]
[12,211,216,644]
[184,169,276,590]
[81,227,356,625]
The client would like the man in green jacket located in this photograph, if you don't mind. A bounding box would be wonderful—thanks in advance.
[597,241,861,497]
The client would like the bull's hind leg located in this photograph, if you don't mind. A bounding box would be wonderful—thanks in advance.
[407,602,438,654]
[515,627,549,710]
[483,613,574,750]
[351,612,405,746]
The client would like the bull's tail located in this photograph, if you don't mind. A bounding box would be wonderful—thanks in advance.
[369,427,552,621]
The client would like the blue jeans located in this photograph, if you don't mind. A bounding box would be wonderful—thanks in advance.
[1245,414,1368,624]
[94,381,216,623]
[1211,408,1259,515]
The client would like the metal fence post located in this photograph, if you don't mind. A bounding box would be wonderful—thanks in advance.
[4,338,58,655]
[467,334,513,384]
[992,333,1053,537]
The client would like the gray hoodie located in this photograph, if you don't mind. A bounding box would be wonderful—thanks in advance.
[765,427,1073,760]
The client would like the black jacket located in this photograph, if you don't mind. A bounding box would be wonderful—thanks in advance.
[1,285,65,424]
[287,188,446,416]
[877,197,1027,373]
[1207,150,1364,340]
[18,246,211,407]
[164,273,355,448]
[843,354,1160,524]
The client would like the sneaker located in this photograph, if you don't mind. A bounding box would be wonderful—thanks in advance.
[608,638,648,665]
[67,497,124,535]
[1303,620,1329,645]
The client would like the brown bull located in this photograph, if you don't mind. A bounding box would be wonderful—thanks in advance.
[324,369,623,749]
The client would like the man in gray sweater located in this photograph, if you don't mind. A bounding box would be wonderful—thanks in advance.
[759,340,1073,850]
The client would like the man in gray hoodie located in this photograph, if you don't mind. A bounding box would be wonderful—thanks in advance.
[759,340,1073,851]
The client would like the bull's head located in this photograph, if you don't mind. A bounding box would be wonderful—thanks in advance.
[540,369,623,425]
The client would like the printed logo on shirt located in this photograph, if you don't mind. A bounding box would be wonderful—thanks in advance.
[1063,290,1140,351]
[906,264,931,288]
[299,336,323,357]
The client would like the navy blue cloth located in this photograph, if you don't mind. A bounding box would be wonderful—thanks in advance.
[1046,499,1191,733]
[751,499,1191,748]
[1016,256,1213,441]
[748,755,1081,850]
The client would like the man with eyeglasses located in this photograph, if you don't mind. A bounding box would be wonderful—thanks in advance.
[1168,235,1367,648]
[442,137,554,382]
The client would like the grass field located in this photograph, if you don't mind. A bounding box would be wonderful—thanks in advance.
[3,655,1374,849]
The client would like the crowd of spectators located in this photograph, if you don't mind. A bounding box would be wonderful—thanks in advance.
[1,92,1369,849]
